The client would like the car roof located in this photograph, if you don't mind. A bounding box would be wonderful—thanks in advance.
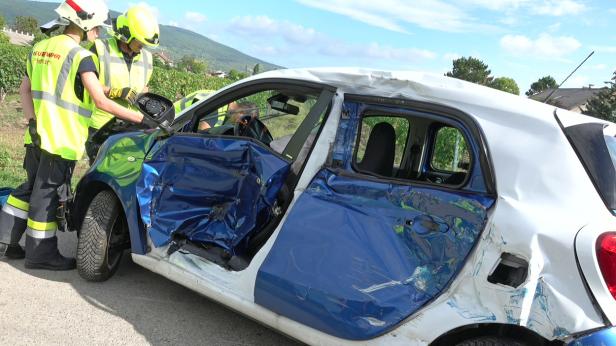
[246,67,611,130]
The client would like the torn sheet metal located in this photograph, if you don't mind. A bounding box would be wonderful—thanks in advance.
[255,169,494,340]
[136,135,289,254]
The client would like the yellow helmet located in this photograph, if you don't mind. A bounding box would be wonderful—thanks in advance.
[113,5,159,47]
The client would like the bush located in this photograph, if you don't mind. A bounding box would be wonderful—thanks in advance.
[149,67,234,100]
[0,41,28,102]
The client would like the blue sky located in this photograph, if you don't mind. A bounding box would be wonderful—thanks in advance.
[44,0,616,93]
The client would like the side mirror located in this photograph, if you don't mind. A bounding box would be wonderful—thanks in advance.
[135,92,175,127]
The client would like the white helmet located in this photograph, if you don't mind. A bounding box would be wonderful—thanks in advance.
[41,0,110,33]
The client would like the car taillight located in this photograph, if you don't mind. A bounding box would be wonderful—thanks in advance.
[596,232,616,300]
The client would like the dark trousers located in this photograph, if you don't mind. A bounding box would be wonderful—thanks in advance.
[0,147,75,262]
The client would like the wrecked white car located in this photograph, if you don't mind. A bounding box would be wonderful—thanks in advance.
[64,68,616,345]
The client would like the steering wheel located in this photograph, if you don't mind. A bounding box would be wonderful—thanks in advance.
[233,115,273,146]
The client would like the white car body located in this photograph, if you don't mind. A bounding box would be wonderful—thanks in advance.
[105,68,614,345]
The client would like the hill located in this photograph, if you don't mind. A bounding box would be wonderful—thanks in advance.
[0,0,281,72]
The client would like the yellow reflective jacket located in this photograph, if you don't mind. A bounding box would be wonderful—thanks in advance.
[89,38,153,130]
[25,35,95,160]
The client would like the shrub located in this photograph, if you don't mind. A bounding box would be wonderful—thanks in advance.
[0,42,28,102]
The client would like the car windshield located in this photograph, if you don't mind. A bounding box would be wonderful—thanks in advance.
[564,122,616,215]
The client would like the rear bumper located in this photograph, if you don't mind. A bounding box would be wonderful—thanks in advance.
[568,327,616,345]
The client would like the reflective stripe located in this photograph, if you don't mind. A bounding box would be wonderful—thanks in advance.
[7,195,29,211]
[27,219,58,231]
[102,40,112,88]
[26,227,56,239]
[2,204,28,220]
[55,46,82,97]
[142,52,150,86]
[32,90,93,118]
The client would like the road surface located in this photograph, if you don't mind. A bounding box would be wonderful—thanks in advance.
[0,231,301,346]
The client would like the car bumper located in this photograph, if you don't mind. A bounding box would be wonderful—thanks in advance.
[568,327,616,345]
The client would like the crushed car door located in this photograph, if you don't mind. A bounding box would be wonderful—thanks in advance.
[136,85,333,257]
[255,100,496,340]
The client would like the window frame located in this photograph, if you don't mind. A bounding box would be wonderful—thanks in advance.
[352,111,412,177]
[342,94,496,195]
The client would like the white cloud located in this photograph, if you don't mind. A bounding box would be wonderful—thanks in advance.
[462,0,530,11]
[296,0,483,33]
[168,21,179,27]
[227,16,436,64]
[500,16,518,26]
[443,52,461,61]
[562,75,589,88]
[185,12,207,23]
[500,33,581,58]
[592,46,616,54]
[548,22,561,32]
[228,16,318,45]
[531,0,586,16]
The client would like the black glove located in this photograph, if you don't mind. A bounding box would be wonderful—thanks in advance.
[141,116,172,134]
[28,118,41,147]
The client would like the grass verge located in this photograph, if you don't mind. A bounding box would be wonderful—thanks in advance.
[0,94,88,188]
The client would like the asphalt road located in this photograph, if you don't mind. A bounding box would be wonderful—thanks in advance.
[0,231,301,346]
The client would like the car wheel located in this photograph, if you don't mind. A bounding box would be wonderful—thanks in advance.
[77,190,128,282]
[456,337,528,346]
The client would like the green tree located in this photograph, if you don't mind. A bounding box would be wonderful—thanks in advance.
[0,32,9,44]
[583,72,616,122]
[177,55,207,74]
[489,77,520,95]
[445,56,493,85]
[0,14,6,29]
[526,76,558,96]
[252,63,261,75]
[228,69,247,81]
[13,16,39,35]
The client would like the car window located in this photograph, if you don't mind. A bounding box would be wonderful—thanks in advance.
[564,123,616,214]
[431,126,471,173]
[354,115,410,177]
[193,88,324,161]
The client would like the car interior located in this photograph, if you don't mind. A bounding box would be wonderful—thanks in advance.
[141,88,473,271]
[352,111,473,188]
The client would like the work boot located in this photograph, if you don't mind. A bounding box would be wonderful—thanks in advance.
[24,236,76,271]
[0,243,26,259]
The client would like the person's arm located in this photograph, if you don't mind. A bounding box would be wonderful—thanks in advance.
[80,71,143,124]
[19,76,35,122]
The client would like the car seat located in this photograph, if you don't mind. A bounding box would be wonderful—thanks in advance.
[357,122,396,177]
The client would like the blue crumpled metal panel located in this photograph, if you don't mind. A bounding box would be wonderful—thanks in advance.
[136,135,290,253]
[255,169,494,340]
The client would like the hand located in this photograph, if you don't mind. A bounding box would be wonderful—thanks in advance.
[27,118,41,147]
[108,87,138,104]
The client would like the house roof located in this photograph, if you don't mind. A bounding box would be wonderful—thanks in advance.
[529,88,605,110]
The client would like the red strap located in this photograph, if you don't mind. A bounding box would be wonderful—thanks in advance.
[65,0,85,14]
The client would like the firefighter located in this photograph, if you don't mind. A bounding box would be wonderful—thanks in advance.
[85,5,159,163]
[0,0,159,270]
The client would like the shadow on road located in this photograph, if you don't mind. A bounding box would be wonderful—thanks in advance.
[5,231,301,346]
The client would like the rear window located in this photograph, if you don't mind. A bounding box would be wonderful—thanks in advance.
[564,123,616,214]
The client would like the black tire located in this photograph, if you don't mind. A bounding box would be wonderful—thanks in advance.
[456,337,528,346]
[77,190,128,282]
